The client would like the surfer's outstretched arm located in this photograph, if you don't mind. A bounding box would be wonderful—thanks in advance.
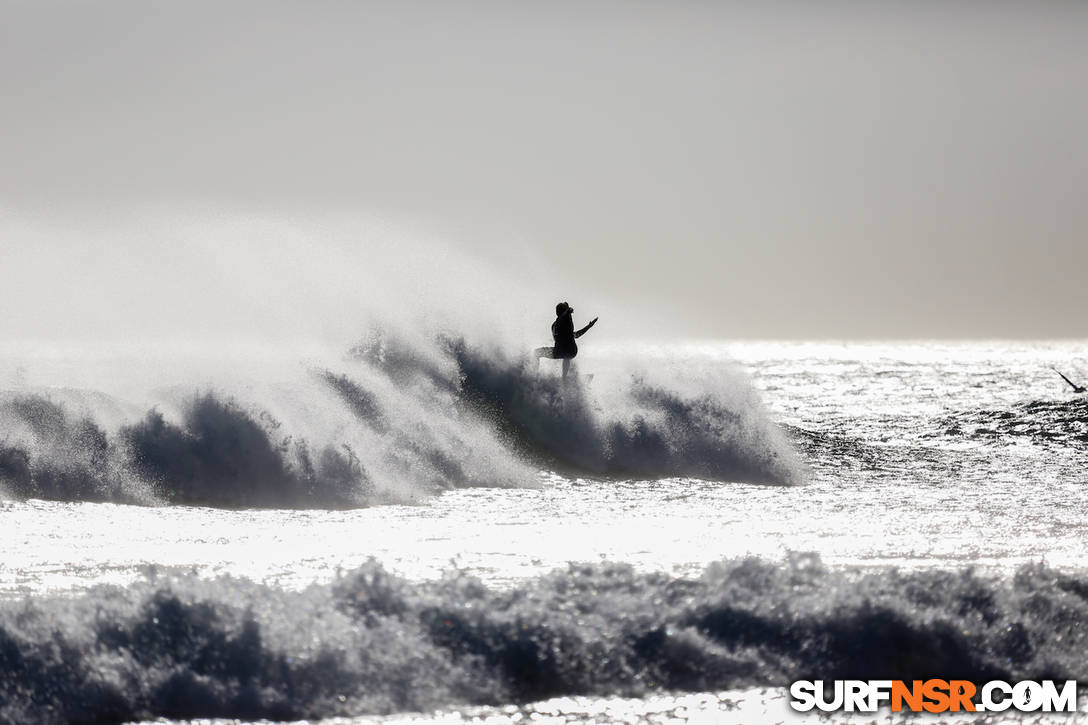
[574,317,598,338]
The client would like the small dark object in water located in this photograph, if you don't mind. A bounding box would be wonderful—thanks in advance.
[1052,369,1086,394]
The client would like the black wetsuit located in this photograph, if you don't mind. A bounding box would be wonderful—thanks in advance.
[550,309,578,359]
[535,309,596,378]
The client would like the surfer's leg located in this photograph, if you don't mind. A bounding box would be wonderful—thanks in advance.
[535,346,556,371]
[562,358,571,378]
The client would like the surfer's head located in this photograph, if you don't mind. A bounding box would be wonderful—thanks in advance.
[556,301,571,316]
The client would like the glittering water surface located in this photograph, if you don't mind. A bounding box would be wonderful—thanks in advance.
[2,341,1086,723]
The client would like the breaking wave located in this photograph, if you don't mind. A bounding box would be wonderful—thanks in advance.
[0,332,800,508]
[1,555,1085,724]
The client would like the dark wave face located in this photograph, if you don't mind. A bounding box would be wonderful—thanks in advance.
[445,338,800,484]
[1,556,1086,724]
[0,333,800,508]
[934,398,1088,444]
[0,394,370,508]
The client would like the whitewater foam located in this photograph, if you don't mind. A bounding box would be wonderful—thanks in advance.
[0,332,800,508]
[3,555,1086,724]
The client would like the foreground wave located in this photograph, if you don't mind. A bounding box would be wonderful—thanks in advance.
[1,555,1085,724]
[0,333,800,507]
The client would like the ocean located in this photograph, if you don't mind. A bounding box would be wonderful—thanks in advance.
[1,337,1086,724]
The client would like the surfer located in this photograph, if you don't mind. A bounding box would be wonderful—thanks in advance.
[535,301,598,378]
[1052,369,1086,393]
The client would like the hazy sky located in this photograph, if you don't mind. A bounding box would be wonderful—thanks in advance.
[2,1,1086,339]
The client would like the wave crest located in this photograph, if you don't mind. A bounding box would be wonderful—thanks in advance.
[1,556,1086,723]
[449,339,799,483]
[0,332,800,508]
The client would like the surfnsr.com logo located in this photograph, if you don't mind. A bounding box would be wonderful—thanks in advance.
[790,680,1078,713]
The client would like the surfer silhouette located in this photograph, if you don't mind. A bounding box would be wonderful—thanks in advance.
[1053,369,1086,393]
[535,301,598,378]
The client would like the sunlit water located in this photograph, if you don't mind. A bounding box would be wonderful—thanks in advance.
[2,340,1086,724]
